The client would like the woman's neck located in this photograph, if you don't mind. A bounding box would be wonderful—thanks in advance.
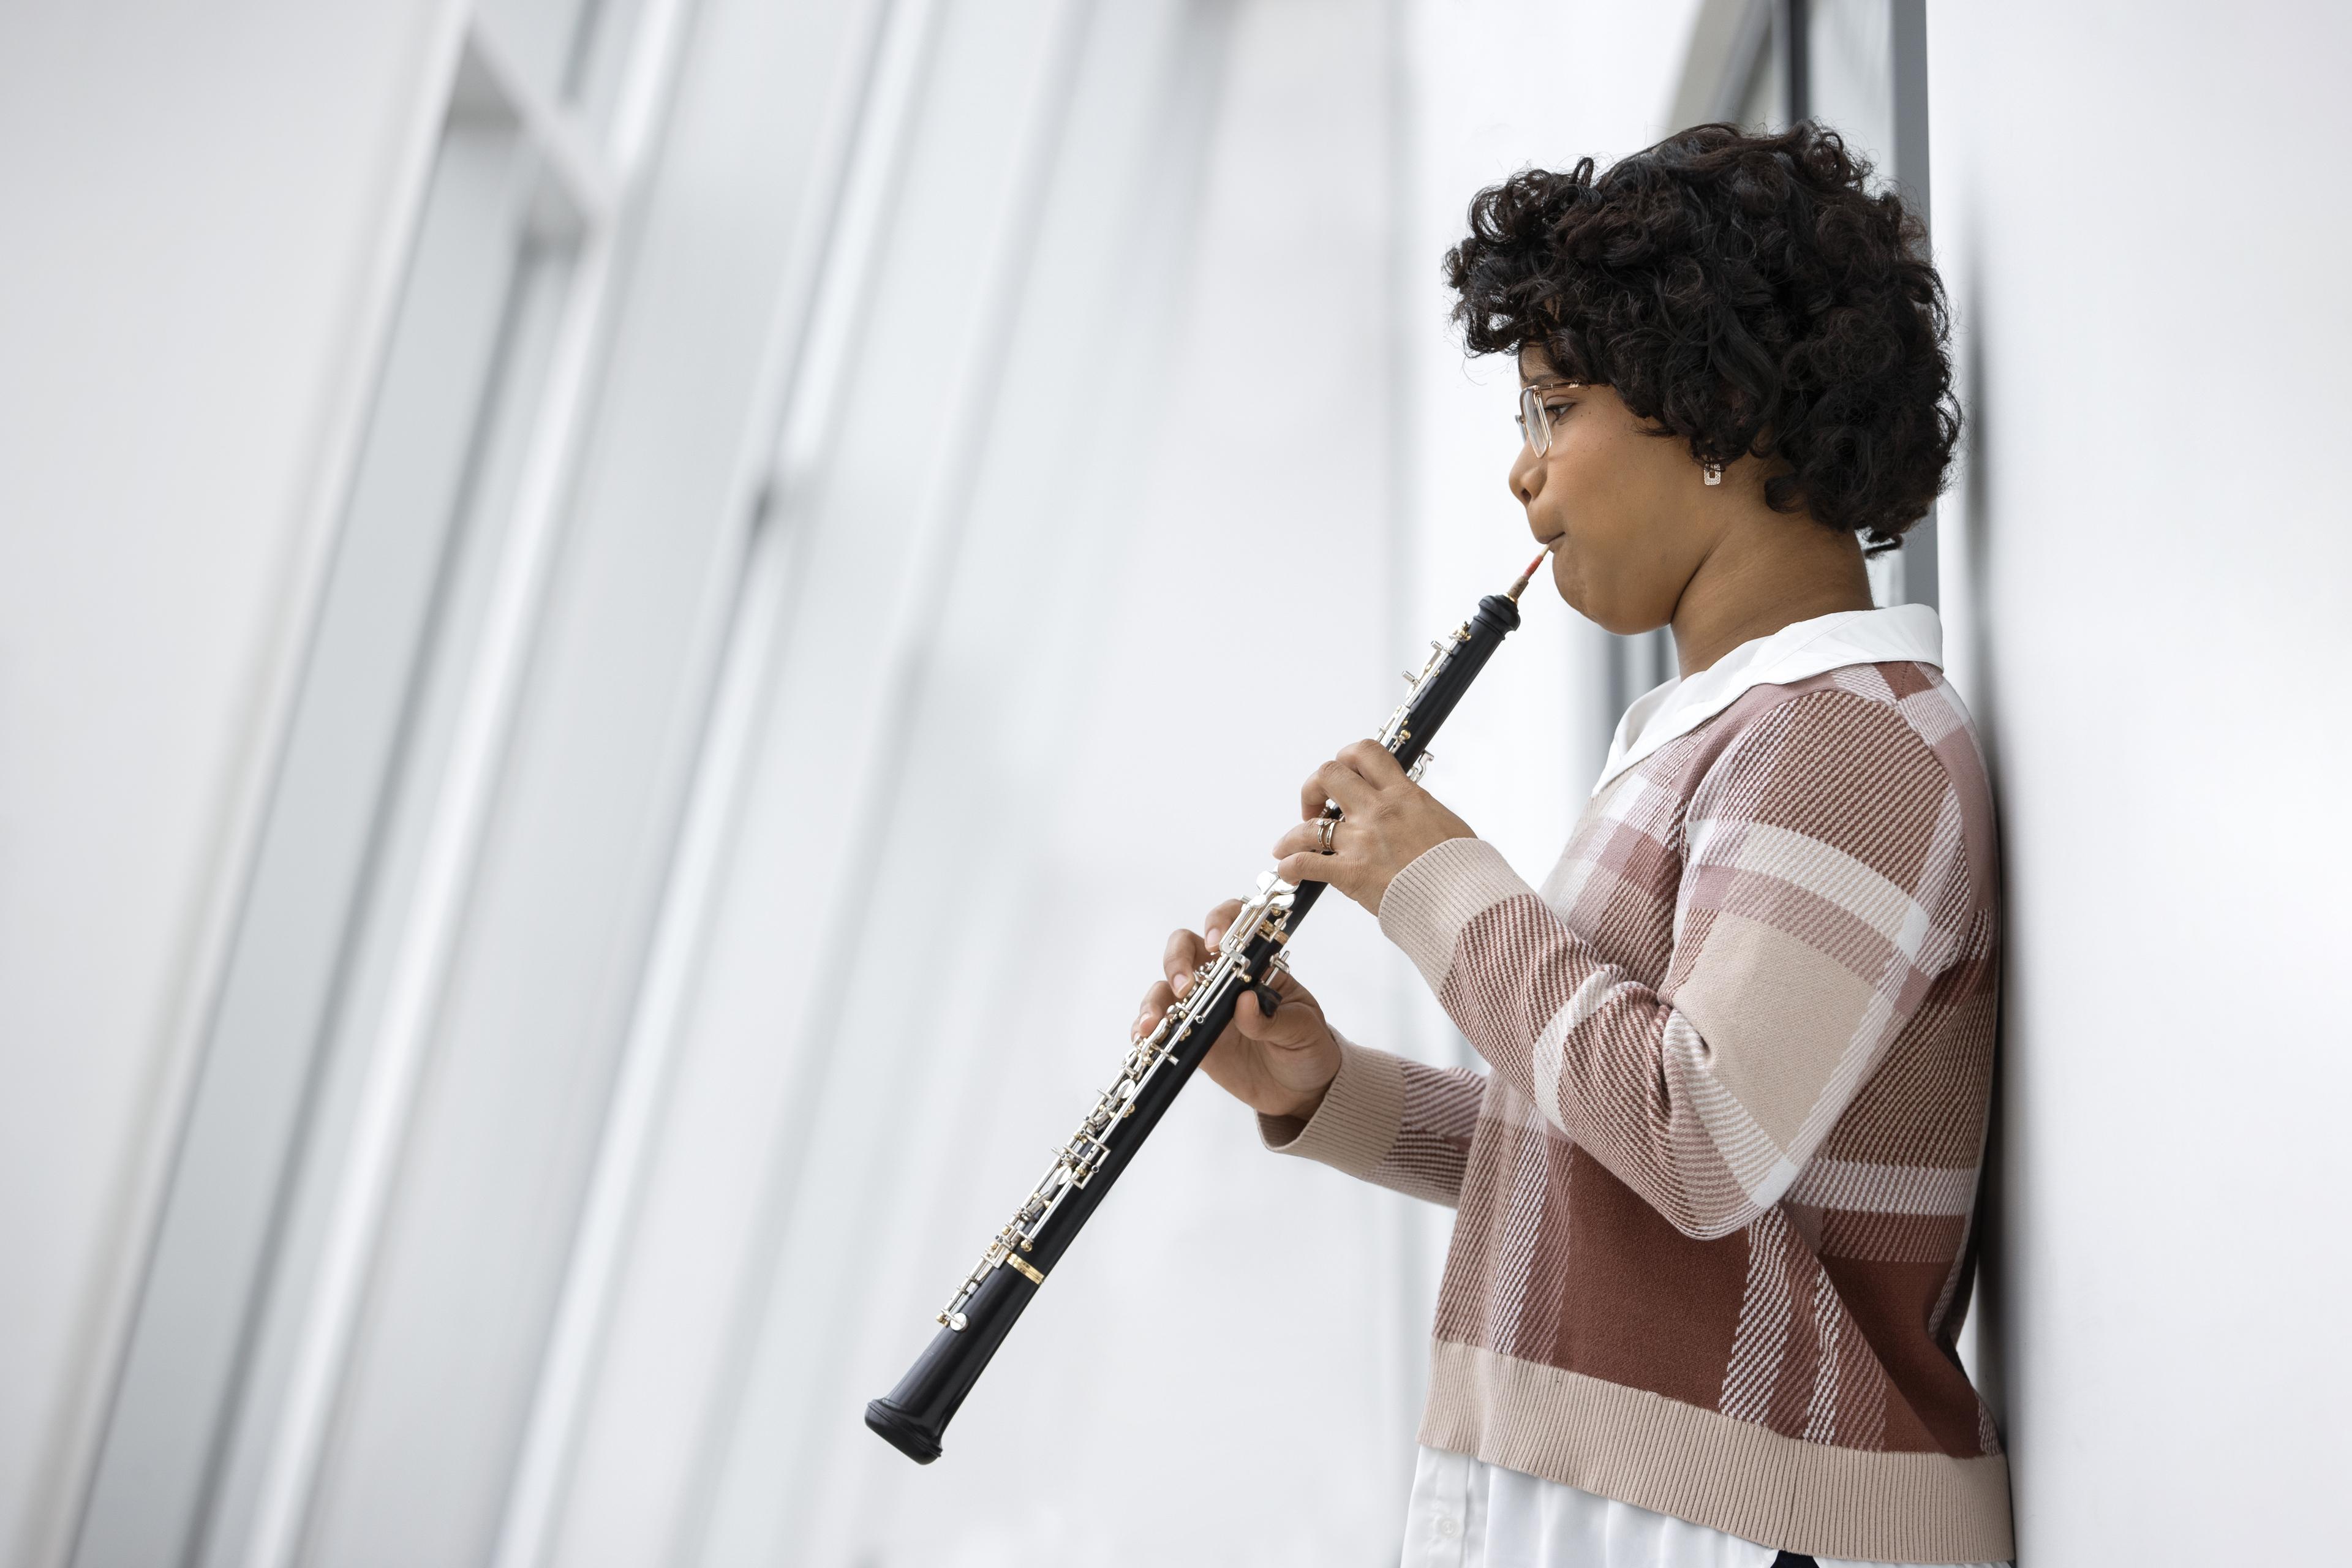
[1667,513,1875,678]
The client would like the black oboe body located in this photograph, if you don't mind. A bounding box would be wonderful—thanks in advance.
[865,562,1543,1464]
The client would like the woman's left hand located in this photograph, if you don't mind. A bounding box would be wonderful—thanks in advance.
[1271,739,1477,914]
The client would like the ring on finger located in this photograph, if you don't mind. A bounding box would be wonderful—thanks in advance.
[1316,815,1340,856]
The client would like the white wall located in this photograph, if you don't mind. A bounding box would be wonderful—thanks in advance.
[1931,6,2352,1561]
[0,4,449,1562]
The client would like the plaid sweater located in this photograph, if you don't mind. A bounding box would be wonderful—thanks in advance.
[1265,655,2010,1564]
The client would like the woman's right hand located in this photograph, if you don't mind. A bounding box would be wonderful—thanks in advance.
[1133,898,1341,1123]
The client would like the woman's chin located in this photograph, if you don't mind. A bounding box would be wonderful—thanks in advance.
[1573,591,1663,639]
[1551,559,1596,621]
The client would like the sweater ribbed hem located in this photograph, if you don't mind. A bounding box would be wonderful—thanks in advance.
[1257,1035,1404,1176]
[1377,837,1533,991]
[1419,1340,2013,1565]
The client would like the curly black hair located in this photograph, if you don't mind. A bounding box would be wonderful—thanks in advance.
[1444,122,1958,551]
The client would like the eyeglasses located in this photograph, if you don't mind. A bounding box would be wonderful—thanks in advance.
[1516,382,1579,457]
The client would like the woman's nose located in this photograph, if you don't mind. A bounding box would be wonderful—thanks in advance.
[1509,442,1542,506]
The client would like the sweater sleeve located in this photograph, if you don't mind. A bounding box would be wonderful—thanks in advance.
[1258,1033,1486,1209]
[1376,689,1973,1240]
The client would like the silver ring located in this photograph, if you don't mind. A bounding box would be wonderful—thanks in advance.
[1316,816,1339,855]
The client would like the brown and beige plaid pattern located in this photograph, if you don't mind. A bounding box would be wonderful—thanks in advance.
[1265,662,2011,1564]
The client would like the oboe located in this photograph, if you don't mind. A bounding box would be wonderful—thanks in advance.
[865,551,1548,1464]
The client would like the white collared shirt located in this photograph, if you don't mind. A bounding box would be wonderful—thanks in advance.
[1401,1446,2007,1568]
[1400,605,2008,1568]
[1593,604,1943,796]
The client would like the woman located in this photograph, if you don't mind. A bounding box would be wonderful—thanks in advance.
[1137,124,2008,1568]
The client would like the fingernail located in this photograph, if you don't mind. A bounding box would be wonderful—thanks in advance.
[1173,974,1189,997]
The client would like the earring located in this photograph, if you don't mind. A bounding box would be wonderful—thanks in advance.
[1702,461,1724,486]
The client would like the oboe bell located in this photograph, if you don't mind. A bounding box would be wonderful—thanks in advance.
[864,551,1547,1466]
